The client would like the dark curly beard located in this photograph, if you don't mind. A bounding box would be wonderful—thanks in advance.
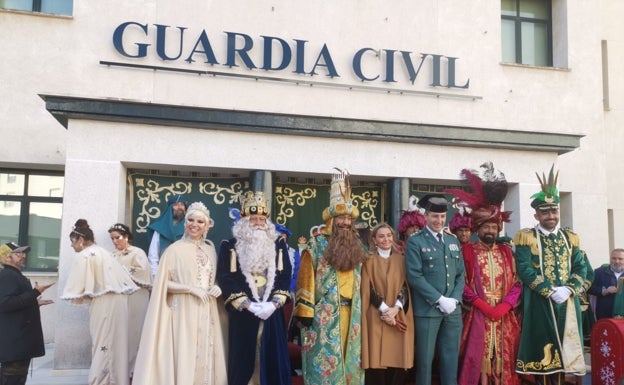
[323,224,366,271]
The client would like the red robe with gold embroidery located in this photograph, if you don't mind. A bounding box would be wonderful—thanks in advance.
[458,241,522,385]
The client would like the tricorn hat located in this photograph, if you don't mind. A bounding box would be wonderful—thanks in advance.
[418,194,449,213]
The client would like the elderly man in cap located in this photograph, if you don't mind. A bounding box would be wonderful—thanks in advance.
[147,194,188,277]
[514,166,586,385]
[294,168,367,385]
[0,242,54,385]
[405,194,465,385]
[218,191,292,385]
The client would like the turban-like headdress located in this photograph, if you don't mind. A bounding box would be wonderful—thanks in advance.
[445,161,511,232]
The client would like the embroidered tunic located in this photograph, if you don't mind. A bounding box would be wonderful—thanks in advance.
[294,233,364,385]
[514,228,586,376]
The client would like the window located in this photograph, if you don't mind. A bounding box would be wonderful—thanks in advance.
[0,170,64,271]
[501,0,552,66]
[0,0,73,16]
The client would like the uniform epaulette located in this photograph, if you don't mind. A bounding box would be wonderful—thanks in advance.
[513,228,538,252]
[563,229,580,248]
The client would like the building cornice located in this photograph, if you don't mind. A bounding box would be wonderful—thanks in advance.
[41,94,581,154]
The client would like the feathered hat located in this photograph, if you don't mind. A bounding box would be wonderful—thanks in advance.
[240,191,270,217]
[449,206,472,233]
[398,195,427,236]
[445,161,511,232]
[322,168,359,221]
[530,165,560,210]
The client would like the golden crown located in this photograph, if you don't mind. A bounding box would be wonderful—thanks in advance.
[240,191,270,217]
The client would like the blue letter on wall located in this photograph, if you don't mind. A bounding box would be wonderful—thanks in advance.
[225,32,258,69]
[113,22,150,58]
[353,48,379,82]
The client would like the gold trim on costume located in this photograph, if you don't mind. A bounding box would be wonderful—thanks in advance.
[230,248,237,272]
[225,291,247,307]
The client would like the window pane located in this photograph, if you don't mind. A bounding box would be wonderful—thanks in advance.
[0,0,32,11]
[26,202,61,270]
[519,0,549,19]
[0,201,21,247]
[28,175,64,197]
[501,19,517,63]
[40,0,72,15]
[521,22,548,66]
[501,0,517,16]
[0,173,25,195]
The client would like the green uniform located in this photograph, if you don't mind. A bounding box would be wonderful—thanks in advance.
[514,227,586,376]
[405,228,465,385]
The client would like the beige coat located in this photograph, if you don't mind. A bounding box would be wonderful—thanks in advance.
[361,250,415,369]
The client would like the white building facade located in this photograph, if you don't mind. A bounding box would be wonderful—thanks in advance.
[1,0,621,372]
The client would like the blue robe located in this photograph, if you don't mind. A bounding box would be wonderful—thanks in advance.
[217,237,292,385]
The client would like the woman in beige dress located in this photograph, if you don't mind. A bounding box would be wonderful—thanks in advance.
[133,201,227,385]
[61,219,138,385]
[107,223,152,380]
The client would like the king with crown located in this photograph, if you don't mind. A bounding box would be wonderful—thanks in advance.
[294,168,367,385]
[513,165,586,385]
[217,191,292,385]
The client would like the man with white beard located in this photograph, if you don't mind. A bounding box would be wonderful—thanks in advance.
[589,248,624,319]
[217,191,292,385]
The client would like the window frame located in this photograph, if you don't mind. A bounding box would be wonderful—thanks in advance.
[501,0,553,67]
[0,169,64,272]
[0,0,73,16]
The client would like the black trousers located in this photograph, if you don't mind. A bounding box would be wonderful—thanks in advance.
[365,367,408,385]
[0,359,31,385]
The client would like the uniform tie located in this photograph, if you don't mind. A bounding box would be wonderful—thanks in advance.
[437,233,444,245]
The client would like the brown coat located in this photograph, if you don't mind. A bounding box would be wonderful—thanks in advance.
[361,250,415,369]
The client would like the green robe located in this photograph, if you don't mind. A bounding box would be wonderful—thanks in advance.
[294,234,364,385]
[513,227,586,376]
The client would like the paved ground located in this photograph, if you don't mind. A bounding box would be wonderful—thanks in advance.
[26,344,87,385]
[26,343,593,385]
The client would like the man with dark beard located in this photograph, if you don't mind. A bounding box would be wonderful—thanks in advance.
[294,169,367,385]
[217,191,292,385]
[446,162,522,385]
[147,194,188,277]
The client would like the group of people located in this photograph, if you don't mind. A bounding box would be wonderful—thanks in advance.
[292,163,601,385]
[55,191,294,385]
[3,163,624,385]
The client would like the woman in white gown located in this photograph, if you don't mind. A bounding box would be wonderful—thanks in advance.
[61,219,138,385]
[107,223,152,380]
[133,201,227,385]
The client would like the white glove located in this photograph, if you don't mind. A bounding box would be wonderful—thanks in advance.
[437,296,457,314]
[550,287,572,304]
[248,302,262,314]
[253,301,277,320]
[189,287,209,304]
[207,285,222,298]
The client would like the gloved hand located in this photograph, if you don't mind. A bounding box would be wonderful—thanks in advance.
[437,296,457,314]
[472,298,495,318]
[207,285,222,298]
[550,286,572,304]
[189,287,209,303]
[248,302,262,314]
[253,301,277,320]
[489,302,512,320]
